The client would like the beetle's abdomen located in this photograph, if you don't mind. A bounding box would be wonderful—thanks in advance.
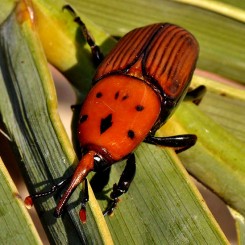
[94,23,198,101]
[78,75,161,161]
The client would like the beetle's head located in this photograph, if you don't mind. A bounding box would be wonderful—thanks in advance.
[24,150,108,223]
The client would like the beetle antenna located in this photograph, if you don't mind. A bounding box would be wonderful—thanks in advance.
[54,151,95,219]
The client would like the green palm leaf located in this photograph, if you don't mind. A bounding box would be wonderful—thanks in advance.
[0,0,244,244]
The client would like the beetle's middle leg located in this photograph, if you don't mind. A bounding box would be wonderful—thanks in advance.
[103,154,136,216]
[63,5,104,66]
[144,134,197,153]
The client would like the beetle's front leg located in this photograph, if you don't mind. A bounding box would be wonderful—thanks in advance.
[103,154,136,216]
[79,178,89,223]
[24,176,72,209]
[90,166,111,193]
[144,134,197,153]
[63,5,104,66]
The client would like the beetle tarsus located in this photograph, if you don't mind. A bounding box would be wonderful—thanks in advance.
[53,208,62,218]
[62,5,76,15]
[103,154,136,216]
[79,205,87,223]
[79,178,89,223]
[185,85,207,105]
[103,198,119,216]
[24,176,71,208]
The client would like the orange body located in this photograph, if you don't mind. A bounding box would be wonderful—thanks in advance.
[78,75,161,161]
[78,23,198,163]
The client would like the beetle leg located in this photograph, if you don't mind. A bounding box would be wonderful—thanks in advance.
[103,154,136,216]
[24,176,72,208]
[63,5,104,66]
[185,85,206,105]
[90,166,111,193]
[71,104,82,111]
[79,178,89,223]
[144,134,197,153]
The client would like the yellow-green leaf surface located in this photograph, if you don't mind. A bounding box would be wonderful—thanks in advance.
[229,209,245,245]
[0,0,15,24]
[184,0,245,10]
[31,0,114,100]
[160,101,245,216]
[0,158,42,244]
[158,79,245,242]
[0,1,112,244]
[191,76,245,143]
[1,0,244,244]
[174,0,245,22]
[91,144,229,244]
[67,0,245,85]
[25,0,238,243]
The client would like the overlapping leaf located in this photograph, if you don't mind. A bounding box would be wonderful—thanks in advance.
[0,0,244,244]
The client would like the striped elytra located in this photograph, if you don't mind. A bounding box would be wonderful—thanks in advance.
[94,23,199,102]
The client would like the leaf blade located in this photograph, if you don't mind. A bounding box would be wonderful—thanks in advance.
[67,0,245,84]
[0,158,42,245]
[0,1,113,244]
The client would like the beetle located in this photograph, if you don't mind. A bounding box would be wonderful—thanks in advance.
[25,6,206,223]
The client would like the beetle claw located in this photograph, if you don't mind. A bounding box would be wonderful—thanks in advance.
[103,198,119,217]
[79,204,87,223]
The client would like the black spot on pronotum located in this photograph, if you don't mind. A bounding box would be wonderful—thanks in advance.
[96,92,103,98]
[128,130,135,139]
[135,105,144,111]
[100,114,113,134]
[80,115,88,123]
[122,95,129,100]
[115,91,119,100]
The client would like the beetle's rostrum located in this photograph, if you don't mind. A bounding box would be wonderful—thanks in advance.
[25,6,206,223]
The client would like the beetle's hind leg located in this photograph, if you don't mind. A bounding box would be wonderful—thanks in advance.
[63,5,104,66]
[144,134,197,153]
[185,85,206,105]
[103,154,136,216]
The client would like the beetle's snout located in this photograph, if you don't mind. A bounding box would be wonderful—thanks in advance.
[54,151,96,217]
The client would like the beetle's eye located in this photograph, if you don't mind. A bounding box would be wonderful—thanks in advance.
[93,154,107,172]
[94,155,101,163]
